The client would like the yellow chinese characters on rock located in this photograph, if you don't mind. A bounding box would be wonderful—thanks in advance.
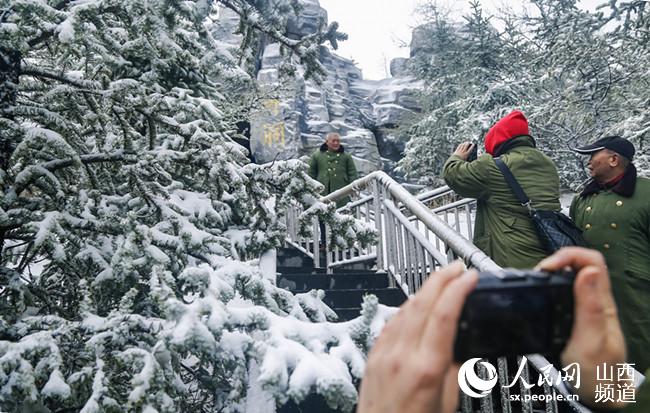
[261,99,285,147]
[263,99,281,116]
[263,122,285,146]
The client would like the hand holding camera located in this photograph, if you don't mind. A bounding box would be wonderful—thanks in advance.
[357,248,629,413]
[453,141,478,162]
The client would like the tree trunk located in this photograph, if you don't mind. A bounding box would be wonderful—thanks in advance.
[0,47,21,170]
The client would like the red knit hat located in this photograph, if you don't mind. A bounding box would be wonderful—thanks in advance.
[484,110,530,155]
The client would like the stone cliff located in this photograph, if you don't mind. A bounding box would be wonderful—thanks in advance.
[216,1,424,179]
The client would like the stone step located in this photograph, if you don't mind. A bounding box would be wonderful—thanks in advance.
[306,288,406,309]
[277,254,315,269]
[278,247,377,272]
[278,393,355,413]
[278,256,377,271]
[278,272,390,291]
[332,308,363,321]
[276,266,379,275]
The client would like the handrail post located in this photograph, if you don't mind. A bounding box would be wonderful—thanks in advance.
[313,217,320,268]
[325,224,332,274]
[372,181,384,270]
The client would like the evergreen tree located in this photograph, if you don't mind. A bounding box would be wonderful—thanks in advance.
[399,1,515,185]
[400,0,650,188]
[0,1,376,411]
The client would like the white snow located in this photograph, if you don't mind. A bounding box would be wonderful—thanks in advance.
[57,16,76,43]
[245,360,276,413]
[42,369,71,399]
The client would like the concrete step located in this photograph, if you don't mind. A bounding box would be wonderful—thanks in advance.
[308,288,406,309]
[278,273,390,291]
[332,308,363,321]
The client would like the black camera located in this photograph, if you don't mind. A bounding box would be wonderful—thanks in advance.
[467,142,478,162]
[454,269,575,362]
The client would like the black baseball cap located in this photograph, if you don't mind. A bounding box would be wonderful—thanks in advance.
[573,136,635,160]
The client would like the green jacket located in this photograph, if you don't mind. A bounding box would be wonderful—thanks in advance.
[308,144,358,207]
[570,166,650,373]
[443,136,561,268]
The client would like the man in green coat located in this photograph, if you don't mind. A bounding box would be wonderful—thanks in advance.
[308,132,358,208]
[570,136,650,373]
[443,110,561,268]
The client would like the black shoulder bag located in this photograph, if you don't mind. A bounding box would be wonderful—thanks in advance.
[494,158,586,254]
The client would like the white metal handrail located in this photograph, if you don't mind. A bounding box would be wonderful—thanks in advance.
[320,171,500,275]
[283,172,643,413]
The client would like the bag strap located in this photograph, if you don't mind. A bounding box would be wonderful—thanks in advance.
[494,158,535,215]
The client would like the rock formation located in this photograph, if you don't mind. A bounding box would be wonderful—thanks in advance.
[216,1,424,180]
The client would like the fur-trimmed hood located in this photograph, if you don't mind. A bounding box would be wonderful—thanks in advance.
[580,163,637,198]
[320,143,345,153]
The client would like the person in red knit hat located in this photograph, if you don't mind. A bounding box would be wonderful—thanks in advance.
[442,110,562,268]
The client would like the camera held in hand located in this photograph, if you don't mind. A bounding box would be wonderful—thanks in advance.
[467,142,478,162]
[454,269,575,362]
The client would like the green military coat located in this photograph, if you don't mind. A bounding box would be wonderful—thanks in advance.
[570,169,650,373]
[443,136,561,268]
[308,144,358,207]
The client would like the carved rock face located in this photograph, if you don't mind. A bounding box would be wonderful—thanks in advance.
[285,0,329,39]
[233,0,423,179]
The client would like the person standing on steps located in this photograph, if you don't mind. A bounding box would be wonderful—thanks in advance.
[442,110,562,268]
[308,132,358,207]
[308,132,358,248]
[570,136,650,373]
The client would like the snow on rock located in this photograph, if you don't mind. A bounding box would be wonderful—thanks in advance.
[244,0,424,180]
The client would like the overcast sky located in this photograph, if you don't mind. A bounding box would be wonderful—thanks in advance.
[318,0,604,80]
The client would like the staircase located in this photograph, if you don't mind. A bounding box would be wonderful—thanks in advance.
[276,246,407,413]
[276,247,406,321]
[275,171,643,413]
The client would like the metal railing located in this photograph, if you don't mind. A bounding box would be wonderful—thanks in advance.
[283,171,644,413]
[414,185,476,241]
[286,172,499,293]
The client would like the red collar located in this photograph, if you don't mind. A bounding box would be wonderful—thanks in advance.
[603,172,626,188]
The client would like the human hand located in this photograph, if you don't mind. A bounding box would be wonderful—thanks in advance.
[357,262,478,413]
[536,247,629,409]
[453,142,475,161]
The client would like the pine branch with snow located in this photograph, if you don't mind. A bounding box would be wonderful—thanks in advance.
[1,1,380,412]
[400,0,650,187]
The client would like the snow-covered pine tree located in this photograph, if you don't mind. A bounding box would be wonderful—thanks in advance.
[399,0,649,187]
[399,0,516,185]
[511,0,626,187]
[595,0,650,177]
[0,1,378,412]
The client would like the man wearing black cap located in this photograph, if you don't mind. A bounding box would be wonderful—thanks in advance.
[570,136,650,373]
